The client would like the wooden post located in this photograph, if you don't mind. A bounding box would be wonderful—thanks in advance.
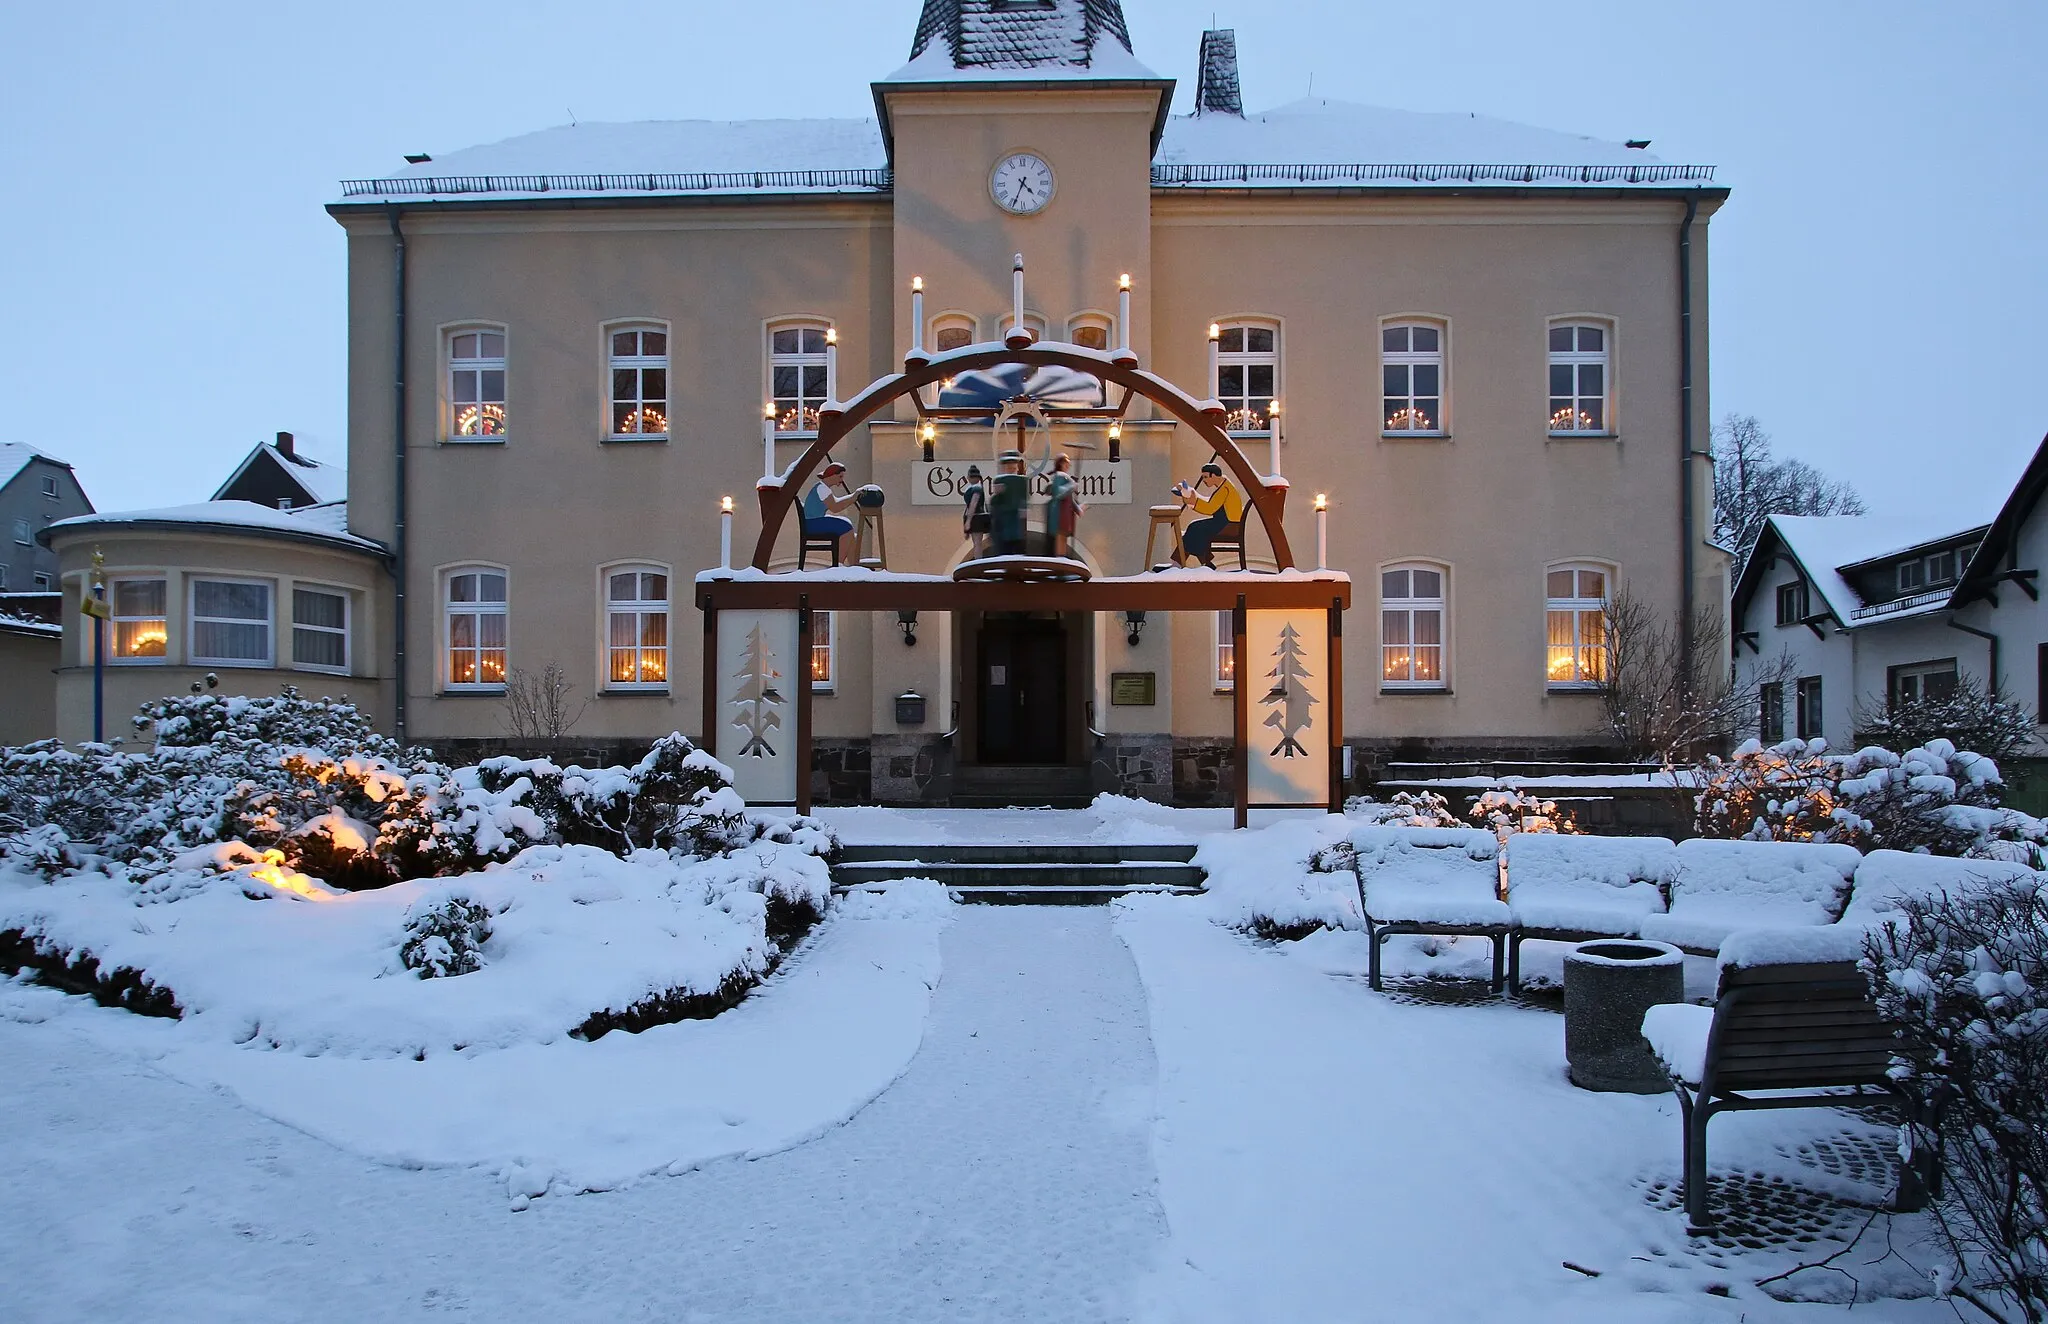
[700,592,718,756]
[796,595,814,814]
[1233,594,1249,830]
[1328,598,1345,814]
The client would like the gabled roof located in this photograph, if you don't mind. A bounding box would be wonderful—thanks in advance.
[1955,430,2048,607]
[0,443,77,493]
[1735,513,1979,629]
[210,440,345,506]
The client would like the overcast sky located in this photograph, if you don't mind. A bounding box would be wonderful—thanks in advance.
[2,0,2041,527]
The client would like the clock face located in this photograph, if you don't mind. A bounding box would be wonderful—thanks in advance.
[990,152,1055,215]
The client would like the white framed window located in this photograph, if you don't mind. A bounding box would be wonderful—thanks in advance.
[1545,564,1610,687]
[108,577,167,663]
[769,322,829,436]
[1065,313,1112,404]
[1381,322,1445,434]
[189,578,273,667]
[1899,550,1960,594]
[448,328,508,439]
[604,567,669,689]
[1547,322,1610,435]
[1776,580,1808,626]
[1214,322,1277,435]
[1212,608,1236,691]
[444,567,508,690]
[1380,564,1447,688]
[1796,675,1824,740]
[607,325,669,439]
[932,313,976,353]
[32,572,51,590]
[1890,659,1959,708]
[41,476,58,499]
[811,610,835,692]
[11,518,28,545]
[291,586,350,673]
[1760,680,1786,742]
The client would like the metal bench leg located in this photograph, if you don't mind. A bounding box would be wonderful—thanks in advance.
[1680,1090,1715,1232]
[1490,934,1505,995]
[1368,922,1384,991]
[1507,933,1522,995]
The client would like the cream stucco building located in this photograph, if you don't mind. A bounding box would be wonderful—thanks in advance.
[46,0,1729,804]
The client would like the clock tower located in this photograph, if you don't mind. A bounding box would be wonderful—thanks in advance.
[876,0,1172,362]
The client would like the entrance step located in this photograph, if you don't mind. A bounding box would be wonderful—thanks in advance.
[831,841,1204,905]
[951,763,1094,809]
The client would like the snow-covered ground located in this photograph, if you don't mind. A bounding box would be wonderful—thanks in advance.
[818,799,1326,845]
[2,840,1968,1320]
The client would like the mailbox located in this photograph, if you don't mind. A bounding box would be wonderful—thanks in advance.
[895,691,926,726]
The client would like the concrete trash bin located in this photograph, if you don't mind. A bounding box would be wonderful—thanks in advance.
[1563,938,1686,1093]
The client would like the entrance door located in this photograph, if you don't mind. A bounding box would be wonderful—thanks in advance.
[976,617,1068,764]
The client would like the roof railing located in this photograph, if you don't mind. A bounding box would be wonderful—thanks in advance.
[1149,162,1716,186]
[339,168,896,198]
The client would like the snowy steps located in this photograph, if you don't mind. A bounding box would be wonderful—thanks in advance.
[948,764,1095,809]
[831,842,1204,904]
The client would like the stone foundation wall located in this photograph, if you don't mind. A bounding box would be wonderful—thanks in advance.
[1090,734,1173,803]
[810,738,871,805]
[869,734,954,806]
[1172,736,1236,808]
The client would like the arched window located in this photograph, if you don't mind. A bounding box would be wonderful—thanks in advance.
[932,314,976,353]
[607,325,669,438]
[444,566,508,690]
[1067,314,1112,403]
[768,321,829,436]
[447,328,507,439]
[1381,322,1445,434]
[1547,321,1611,435]
[1214,320,1277,435]
[1380,564,1447,688]
[1545,563,1611,687]
[603,565,669,689]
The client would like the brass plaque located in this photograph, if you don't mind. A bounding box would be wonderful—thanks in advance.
[1110,671,1156,706]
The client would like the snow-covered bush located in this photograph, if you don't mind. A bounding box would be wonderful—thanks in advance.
[468,734,751,860]
[1855,673,2040,766]
[1343,789,1461,828]
[1194,817,1357,939]
[1837,740,2046,864]
[399,893,493,978]
[1468,787,1579,840]
[1864,876,2048,1320]
[1693,738,1854,843]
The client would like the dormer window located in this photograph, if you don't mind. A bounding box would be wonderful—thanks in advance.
[1775,580,1808,626]
[1898,550,1960,595]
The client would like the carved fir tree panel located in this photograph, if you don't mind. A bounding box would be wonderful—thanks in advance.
[1247,609,1329,807]
[716,609,800,805]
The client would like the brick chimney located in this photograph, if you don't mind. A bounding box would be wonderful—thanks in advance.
[275,430,295,458]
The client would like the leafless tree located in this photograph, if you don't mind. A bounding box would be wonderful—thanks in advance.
[502,662,587,743]
[1598,584,1795,764]
[1713,413,1866,567]
[1854,674,2041,765]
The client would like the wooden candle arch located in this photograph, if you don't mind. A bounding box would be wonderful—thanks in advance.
[752,342,1293,572]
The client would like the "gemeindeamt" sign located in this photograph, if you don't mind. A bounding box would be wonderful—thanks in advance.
[910,459,1133,505]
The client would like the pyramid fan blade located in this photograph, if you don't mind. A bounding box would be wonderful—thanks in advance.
[938,364,1028,408]
[1022,365,1104,405]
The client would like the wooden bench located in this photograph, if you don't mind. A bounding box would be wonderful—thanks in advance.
[1642,957,1931,1232]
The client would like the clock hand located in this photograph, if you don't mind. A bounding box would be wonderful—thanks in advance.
[1012,181,1027,206]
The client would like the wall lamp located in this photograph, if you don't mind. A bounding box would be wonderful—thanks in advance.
[1122,609,1147,646]
[897,609,919,646]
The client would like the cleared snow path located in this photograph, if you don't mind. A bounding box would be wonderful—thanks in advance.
[0,905,1172,1322]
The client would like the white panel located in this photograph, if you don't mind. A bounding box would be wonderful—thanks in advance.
[716,609,800,805]
[1247,608,1329,807]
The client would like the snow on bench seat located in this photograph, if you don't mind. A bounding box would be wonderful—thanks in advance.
[1641,1001,1712,1085]
[1838,849,2039,929]
[1503,833,1674,935]
[1352,826,1507,927]
[1638,839,1859,954]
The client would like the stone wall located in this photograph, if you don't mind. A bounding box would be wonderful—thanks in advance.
[1172,736,1236,807]
[810,738,872,805]
[1090,733,1173,803]
[868,734,953,806]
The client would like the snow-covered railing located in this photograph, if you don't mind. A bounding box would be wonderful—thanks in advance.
[1850,587,1951,621]
[1150,162,1716,187]
[339,168,895,199]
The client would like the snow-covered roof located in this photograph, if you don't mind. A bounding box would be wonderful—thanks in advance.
[1765,513,1986,625]
[44,501,383,555]
[210,440,346,506]
[0,442,73,491]
[337,99,1710,205]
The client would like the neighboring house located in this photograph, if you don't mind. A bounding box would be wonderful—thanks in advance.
[0,592,61,744]
[211,432,345,511]
[309,0,1728,802]
[1732,429,2048,754]
[0,445,93,594]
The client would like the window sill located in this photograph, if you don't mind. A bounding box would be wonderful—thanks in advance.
[441,437,508,447]
[1380,686,1451,696]
[775,432,819,443]
[1381,432,1448,441]
[603,435,670,445]
[439,687,506,697]
[1546,432,1618,441]
[191,659,274,670]
[291,665,351,677]
[1546,684,1607,694]
[812,684,836,695]
[601,686,671,696]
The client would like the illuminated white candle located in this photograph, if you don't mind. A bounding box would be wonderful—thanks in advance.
[1314,492,1329,571]
[1207,322,1221,399]
[1011,254,1025,339]
[1269,399,1283,478]
[825,326,839,404]
[762,403,776,478]
[910,276,925,359]
[1116,273,1132,355]
[719,496,734,569]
